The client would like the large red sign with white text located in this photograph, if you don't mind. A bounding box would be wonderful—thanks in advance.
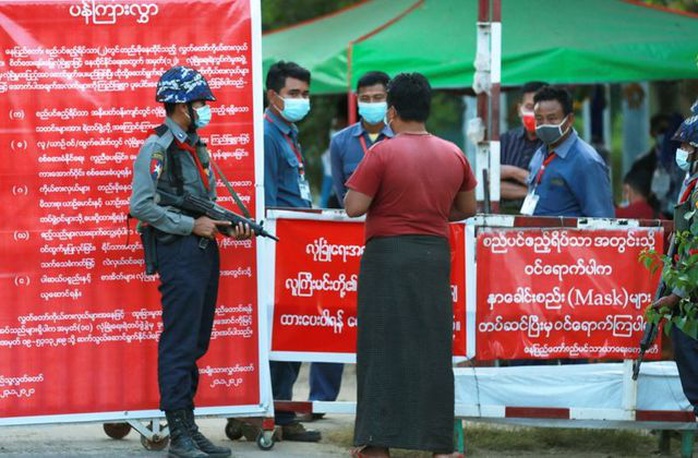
[0,0,263,420]
[476,228,663,360]
[271,217,467,360]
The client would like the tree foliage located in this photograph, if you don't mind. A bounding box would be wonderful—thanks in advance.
[262,0,362,32]
[644,0,698,13]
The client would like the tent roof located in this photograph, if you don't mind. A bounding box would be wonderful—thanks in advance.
[262,0,698,95]
[262,0,416,94]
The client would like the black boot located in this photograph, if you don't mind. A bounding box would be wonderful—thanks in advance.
[184,409,232,458]
[165,410,208,458]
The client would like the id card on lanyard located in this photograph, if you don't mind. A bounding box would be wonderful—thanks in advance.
[283,134,312,203]
[521,152,556,216]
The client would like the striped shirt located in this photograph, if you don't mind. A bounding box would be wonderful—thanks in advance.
[500,126,542,169]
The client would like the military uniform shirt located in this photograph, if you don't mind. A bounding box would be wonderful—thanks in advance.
[130,117,216,235]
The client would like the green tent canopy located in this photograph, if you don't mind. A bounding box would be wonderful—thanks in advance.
[262,0,698,95]
[262,0,417,94]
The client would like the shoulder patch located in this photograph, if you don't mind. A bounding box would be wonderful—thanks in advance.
[150,149,164,183]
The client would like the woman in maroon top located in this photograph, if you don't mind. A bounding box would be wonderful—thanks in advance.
[345,73,477,458]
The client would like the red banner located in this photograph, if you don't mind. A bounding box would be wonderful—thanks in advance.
[271,216,468,359]
[476,228,663,360]
[0,0,262,419]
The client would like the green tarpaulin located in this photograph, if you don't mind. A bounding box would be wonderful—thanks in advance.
[262,0,698,95]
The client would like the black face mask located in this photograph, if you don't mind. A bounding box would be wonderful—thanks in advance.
[535,115,570,145]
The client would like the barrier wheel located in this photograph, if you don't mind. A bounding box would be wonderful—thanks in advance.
[140,434,169,451]
[225,419,244,440]
[103,422,131,439]
[256,430,275,451]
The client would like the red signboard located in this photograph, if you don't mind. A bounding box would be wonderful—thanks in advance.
[476,228,663,360]
[271,217,468,359]
[0,0,262,419]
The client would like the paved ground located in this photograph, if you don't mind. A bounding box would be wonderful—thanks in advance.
[0,363,357,457]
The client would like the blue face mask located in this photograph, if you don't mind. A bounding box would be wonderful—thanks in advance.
[676,147,693,171]
[280,97,310,122]
[358,101,387,125]
[194,105,212,129]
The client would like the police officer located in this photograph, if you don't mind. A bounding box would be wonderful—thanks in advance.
[130,66,251,458]
[652,105,698,416]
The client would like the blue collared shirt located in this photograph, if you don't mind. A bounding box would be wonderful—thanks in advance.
[329,121,393,205]
[263,108,311,208]
[527,130,613,217]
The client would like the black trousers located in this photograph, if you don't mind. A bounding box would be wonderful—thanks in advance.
[672,326,698,413]
[157,235,220,411]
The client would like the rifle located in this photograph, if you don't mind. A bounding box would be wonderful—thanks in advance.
[632,233,676,380]
[158,191,279,242]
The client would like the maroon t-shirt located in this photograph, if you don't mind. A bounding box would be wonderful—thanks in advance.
[615,201,656,219]
[346,132,477,241]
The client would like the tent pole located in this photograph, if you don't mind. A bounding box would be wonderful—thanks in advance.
[347,42,357,125]
[474,0,501,212]
[476,0,489,129]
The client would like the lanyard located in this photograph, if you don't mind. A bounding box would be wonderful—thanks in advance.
[680,177,698,204]
[535,152,557,186]
[265,113,304,173]
[359,135,370,155]
[359,132,385,155]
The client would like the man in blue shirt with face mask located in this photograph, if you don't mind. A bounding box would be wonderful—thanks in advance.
[262,60,323,442]
[523,85,614,218]
[264,61,313,209]
[330,71,393,205]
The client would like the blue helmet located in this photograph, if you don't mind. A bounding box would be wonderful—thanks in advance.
[672,114,698,147]
[155,66,216,103]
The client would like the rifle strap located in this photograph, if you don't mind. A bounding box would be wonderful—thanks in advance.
[211,158,251,219]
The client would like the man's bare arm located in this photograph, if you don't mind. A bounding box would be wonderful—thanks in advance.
[501,181,529,200]
[449,190,477,221]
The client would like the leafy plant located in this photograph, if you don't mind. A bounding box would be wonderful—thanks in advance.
[640,229,698,338]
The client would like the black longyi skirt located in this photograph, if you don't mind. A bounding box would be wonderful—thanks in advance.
[353,234,454,453]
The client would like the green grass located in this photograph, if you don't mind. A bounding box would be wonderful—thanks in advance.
[325,422,685,457]
[461,424,657,455]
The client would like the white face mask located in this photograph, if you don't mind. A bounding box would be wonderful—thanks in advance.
[194,105,212,129]
[676,147,693,171]
[278,96,310,122]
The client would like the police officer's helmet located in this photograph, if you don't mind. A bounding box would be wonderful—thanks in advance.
[155,66,216,103]
[672,114,698,147]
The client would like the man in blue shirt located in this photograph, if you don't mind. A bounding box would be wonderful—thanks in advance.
[331,71,393,205]
[524,86,613,217]
[264,61,313,209]
[263,60,321,442]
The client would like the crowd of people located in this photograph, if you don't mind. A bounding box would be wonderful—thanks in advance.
[128,61,697,458]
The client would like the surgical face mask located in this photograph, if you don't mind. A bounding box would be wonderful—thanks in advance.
[520,109,536,133]
[535,115,570,145]
[358,101,387,125]
[676,147,693,171]
[279,96,310,122]
[194,105,212,129]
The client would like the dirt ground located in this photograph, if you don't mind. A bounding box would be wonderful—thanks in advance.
[0,364,692,457]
